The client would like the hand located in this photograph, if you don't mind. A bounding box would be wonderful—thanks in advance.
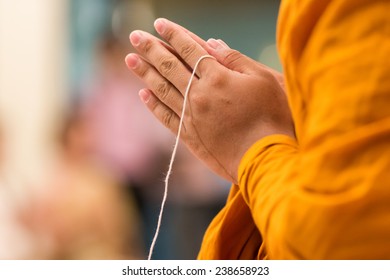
[125,18,294,183]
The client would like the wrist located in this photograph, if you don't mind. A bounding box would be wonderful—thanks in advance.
[237,134,297,184]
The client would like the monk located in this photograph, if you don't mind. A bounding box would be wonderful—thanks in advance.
[125,0,390,259]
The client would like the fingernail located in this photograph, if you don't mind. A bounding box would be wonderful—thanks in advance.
[130,31,143,46]
[139,89,151,103]
[125,54,139,69]
[207,38,225,50]
[154,18,166,34]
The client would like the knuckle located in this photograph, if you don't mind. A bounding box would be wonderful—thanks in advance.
[156,80,171,101]
[162,110,174,127]
[206,71,225,88]
[149,96,159,112]
[222,50,241,68]
[191,93,209,112]
[180,43,197,60]
[136,63,149,78]
[164,28,176,43]
[143,39,153,54]
[158,57,178,76]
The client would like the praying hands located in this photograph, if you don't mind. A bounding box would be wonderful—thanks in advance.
[125,18,294,183]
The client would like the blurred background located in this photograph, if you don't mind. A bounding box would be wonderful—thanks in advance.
[0,0,280,259]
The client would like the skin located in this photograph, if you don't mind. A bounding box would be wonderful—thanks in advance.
[125,18,295,184]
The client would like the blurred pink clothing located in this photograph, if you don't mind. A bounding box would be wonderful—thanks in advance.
[82,73,171,181]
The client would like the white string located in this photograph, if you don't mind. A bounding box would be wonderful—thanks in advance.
[148,54,215,260]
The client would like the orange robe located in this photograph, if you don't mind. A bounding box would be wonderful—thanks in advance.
[198,0,390,259]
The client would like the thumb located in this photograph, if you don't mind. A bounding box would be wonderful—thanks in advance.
[207,38,256,73]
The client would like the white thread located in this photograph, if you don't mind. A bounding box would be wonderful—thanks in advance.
[148,54,215,260]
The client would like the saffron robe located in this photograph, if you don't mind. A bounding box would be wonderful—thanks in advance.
[198,0,390,259]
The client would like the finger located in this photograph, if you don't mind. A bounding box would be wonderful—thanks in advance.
[206,38,259,74]
[138,88,181,136]
[207,38,284,86]
[167,20,215,54]
[154,18,216,77]
[130,30,193,95]
[125,53,184,116]
[156,37,195,73]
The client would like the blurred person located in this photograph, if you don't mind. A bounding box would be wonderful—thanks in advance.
[0,109,144,259]
[12,108,145,260]
[78,34,172,258]
[80,34,170,188]
[125,0,390,259]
